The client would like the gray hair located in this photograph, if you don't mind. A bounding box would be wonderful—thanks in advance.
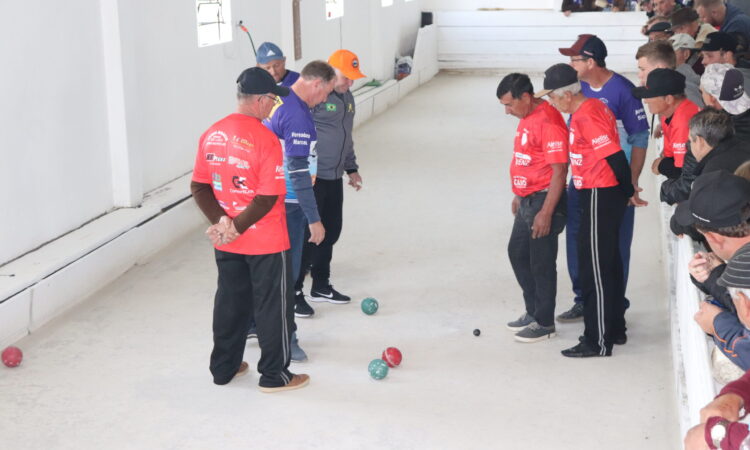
[550,82,582,97]
[688,107,735,147]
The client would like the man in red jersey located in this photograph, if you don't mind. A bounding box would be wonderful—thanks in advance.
[539,63,635,357]
[633,68,701,180]
[190,67,309,393]
[497,73,569,343]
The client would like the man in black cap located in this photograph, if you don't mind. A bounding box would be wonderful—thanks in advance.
[701,31,741,66]
[555,34,649,324]
[539,63,635,357]
[647,21,673,41]
[632,68,700,187]
[190,67,309,392]
[674,171,750,372]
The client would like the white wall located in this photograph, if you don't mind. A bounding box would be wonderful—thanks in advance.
[422,0,556,10]
[0,0,424,266]
[0,1,113,266]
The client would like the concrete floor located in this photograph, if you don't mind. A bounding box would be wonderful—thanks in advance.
[0,73,680,449]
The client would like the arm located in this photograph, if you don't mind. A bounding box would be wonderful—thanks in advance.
[287,156,321,225]
[605,151,635,198]
[627,130,649,206]
[657,156,682,179]
[712,312,750,371]
[660,146,699,205]
[232,195,278,233]
[190,181,225,225]
[532,163,567,239]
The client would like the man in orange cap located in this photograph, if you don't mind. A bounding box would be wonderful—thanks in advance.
[295,49,366,310]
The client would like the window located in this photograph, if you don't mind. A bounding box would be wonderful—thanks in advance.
[326,0,344,20]
[381,0,394,5]
[196,0,232,47]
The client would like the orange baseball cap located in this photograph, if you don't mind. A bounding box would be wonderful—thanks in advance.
[328,49,366,80]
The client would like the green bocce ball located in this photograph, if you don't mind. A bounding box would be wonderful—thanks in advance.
[368,358,389,380]
[361,297,379,315]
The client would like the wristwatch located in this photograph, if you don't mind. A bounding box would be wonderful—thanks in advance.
[710,419,730,449]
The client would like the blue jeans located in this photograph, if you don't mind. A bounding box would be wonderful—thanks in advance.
[285,202,307,287]
[566,182,634,305]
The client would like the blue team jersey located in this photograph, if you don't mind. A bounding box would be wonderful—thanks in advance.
[582,73,648,161]
[279,70,300,88]
[263,89,317,201]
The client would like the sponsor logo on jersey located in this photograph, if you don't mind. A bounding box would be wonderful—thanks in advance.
[232,176,247,189]
[570,152,583,166]
[512,176,528,188]
[514,152,532,166]
[572,175,583,188]
[546,141,564,152]
[206,153,227,165]
[591,134,611,149]
[212,173,222,191]
[206,131,228,147]
[228,156,249,169]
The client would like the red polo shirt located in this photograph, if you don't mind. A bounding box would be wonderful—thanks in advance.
[510,101,569,197]
[661,99,700,168]
[192,113,289,255]
[568,98,622,189]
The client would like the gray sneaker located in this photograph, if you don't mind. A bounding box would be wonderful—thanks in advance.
[291,332,308,362]
[506,313,536,332]
[514,322,556,343]
[556,303,584,323]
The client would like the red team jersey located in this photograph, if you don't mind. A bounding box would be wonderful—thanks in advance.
[510,101,569,197]
[568,99,622,189]
[660,99,700,168]
[192,113,289,255]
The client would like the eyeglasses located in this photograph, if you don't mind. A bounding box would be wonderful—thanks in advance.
[262,94,280,104]
[570,57,589,63]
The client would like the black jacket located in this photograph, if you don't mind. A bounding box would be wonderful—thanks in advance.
[668,137,750,238]
[732,109,750,142]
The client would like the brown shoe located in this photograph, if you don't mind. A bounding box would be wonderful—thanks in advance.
[233,362,249,381]
[258,374,310,393]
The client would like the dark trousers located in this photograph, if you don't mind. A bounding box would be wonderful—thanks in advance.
[212,249,296,388]
[507,191,567,327]
[566,181,634,304]
[297,178,344,291]
[577,187,628,352]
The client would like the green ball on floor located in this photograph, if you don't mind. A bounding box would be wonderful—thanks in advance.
[368,358,389,380]
[361,297,379,315]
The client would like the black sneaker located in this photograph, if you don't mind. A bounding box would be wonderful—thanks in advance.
[295,291,315,318]
[561,341,612,358]
[308,285,351,304]
[506,313,536,332]
[556,302,584,323]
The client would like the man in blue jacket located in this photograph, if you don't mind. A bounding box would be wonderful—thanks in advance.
[697,0,750,44]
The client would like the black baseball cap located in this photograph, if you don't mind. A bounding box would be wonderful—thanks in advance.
[559,34,608,61]
[535,64,580,98]
[701,32,738,52]
[236,67,290,96]
[674,170,750,228]
[631,68,686,98]
[646,22,672,35]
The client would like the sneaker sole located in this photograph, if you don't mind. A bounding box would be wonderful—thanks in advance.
[307,295,350,305]
[294,312,314,318]
[259,377,310,393]
[246,335,258,340]
[514,331,556,343]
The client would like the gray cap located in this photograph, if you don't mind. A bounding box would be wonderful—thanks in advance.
[701,63,750,115]
[670,33,696,50]
[719,243,750,289]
